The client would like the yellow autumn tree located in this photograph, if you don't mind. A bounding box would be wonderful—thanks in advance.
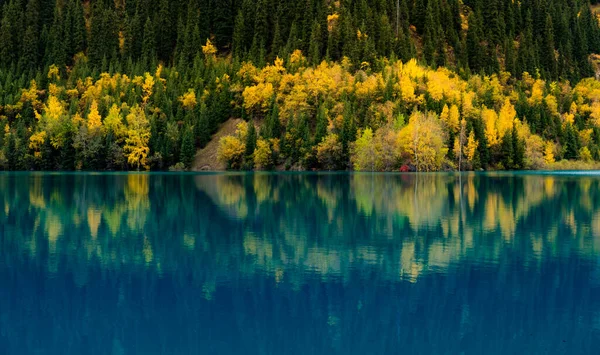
[465,131,479,163]
[253,138,273,170]
[87,100,103,132]
[141,73,154,104]
[482,107,499,147]
[243,83,275,114]
[351,127,376,171]
[544,142,555,165]
[104,104,126,140]
[218,122,248,169]
[41,95,68,149]
[179,89,197,110]
[317,133,343,170]
[440,104,460,133]
[397,112,448,172]
[202,39,217,59]
[124,105,150,170]
[218,136,245,169]
[29,131,47,158]
[497,98,516,137]
[580,147,593,162]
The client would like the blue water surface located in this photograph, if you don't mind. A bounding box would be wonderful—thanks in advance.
[0,172,599,354]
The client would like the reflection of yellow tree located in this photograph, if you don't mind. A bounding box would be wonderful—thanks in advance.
[6,173,600,290]
[125,174,150,231]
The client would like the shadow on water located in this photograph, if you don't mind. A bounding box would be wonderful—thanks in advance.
[0,173,599,354]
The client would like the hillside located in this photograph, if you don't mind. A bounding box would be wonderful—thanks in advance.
[1,0,600,171]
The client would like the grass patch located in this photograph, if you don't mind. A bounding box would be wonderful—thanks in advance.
[546,160,600,171]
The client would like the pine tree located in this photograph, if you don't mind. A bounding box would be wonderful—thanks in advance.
[263,99,281,140]
[141,17,156,64]
[180,125,195,168]
[423,10,438,66]
[232,10,246,59]
[541,14,557,79]
[314,104,328,145]
[466,12,485,73]
[156,0,173,62]
[308,20,322,65]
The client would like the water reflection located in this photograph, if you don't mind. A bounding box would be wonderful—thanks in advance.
[0,172,599,354]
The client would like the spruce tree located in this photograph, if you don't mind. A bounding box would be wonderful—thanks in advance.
[308,21,322,65]
[180,125,196,169]
[232,10,246,59]
[141,17,156,64]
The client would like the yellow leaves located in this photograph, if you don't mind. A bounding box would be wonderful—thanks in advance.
[400,59,426,80]
[459,92,475,119]
[179,89,197,110]
[529,79,545,105]
[141,73,154,104]
[274,56,284,70]
[562,111,575,125]
[351,127,375,171]
[104,104,125,139]
[124,105,150,170]
[87,100,103,132]
[48,83,62,97]
[465,131,478,162]
[440,104,460,133]
[66,88,79,100]
[580,146,593,162]
[48,65,60,81]
[427,74,444,101]
[327,13,340,32]
[544,94,559,116]
[217,136,245,169]
[573,78,600,102]
[242,82,274,113]
[498,98,516,137]
[259,58,286,85]
[397,112,448,172]
[202,38,217,58]
[317,133,343,170]
[580,128,594,147]
[20,80,39,104]
[155,64,164,79]
[289,49,306,67]
[119,30,126,52]
[426,69,464,103]
[356,29,368,40]
[44,95,65,122]
[254,138,273,170]
[590,102,600,127]
[354,73,382,100]
[544,142,555,165]
[523,133,546,169]
[29,131,47,158]
[72,112,83,125]
[399,75,417,104]
[482,107,499,147]
[238,62,259,83]
[280,84,309,119]
[235,121,248,141]
[304,62,344,99]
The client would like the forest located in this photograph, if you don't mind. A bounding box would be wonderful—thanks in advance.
[2,0,600,171]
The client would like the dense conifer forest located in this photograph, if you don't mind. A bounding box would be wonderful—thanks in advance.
[2,0,600,171]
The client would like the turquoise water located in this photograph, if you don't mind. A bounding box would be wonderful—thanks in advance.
[1,172,600,354]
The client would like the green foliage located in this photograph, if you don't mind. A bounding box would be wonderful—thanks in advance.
[0,0,600,172]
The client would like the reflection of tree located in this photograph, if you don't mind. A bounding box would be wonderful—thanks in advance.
[1,173,600,287]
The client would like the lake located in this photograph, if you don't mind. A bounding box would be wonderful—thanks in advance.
[1,172,599,354]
